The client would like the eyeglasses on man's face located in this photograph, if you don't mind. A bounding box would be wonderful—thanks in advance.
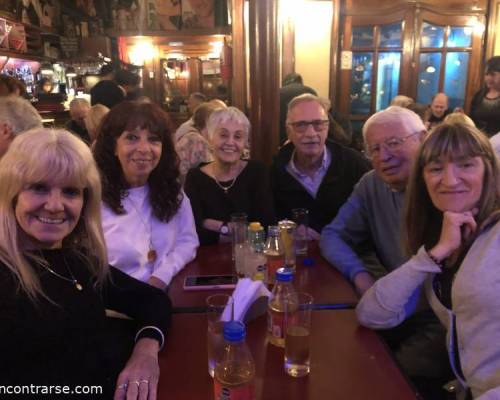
[288,119,330,133]
[366,132,420,159]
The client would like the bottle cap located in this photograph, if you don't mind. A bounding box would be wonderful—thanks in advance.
[267,225,280,236]
[303,257,315,266]
[276,267,293,282]
[223,320,246,342]
[249,222,263,231]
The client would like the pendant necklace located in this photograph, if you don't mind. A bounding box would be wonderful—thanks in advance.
[39,259,83,291]
[127,194,157,263]
[212,163,240,194]
[213,176,237,194]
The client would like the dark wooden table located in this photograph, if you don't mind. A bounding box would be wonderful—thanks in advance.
[157,310,418,400]
[169,242,358,311]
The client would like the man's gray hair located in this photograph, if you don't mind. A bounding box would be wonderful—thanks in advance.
[362,106,426,141]
[286,94,331,122]
[0,96,43,136]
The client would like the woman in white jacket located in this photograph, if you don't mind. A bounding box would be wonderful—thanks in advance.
[357,122,500,399]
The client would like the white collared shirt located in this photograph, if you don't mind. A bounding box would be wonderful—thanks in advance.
[286,146,331,197]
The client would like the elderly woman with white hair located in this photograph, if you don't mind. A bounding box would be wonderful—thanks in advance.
[184,106,276,245]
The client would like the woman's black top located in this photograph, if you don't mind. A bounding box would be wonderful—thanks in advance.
[0,248,171,398]
[470,88,500,137]
[184,160,276,245]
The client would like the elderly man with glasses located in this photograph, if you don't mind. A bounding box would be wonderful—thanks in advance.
[321,106,452,399]
[320,106,425,294]
[271,93,370,238]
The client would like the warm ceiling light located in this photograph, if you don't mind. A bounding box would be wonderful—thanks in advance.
[129,41,156,66]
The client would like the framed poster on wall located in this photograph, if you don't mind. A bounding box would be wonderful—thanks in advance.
[181,0,214,29]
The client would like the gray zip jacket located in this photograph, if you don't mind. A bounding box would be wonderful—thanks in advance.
[356,220,500,399]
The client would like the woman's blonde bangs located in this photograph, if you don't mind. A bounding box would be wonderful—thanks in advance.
[15,143,91,190]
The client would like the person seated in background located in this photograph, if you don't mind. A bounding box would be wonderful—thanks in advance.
[444,111,476,128]
[0,75,26,97]
[320,107,452,398]
[279,73,317,145]
[184,107,276,245]
[424,92,450,130]
[66,98,91,145]
[390,94,414,108]
[356,122,500,399]
[271,94,370,239]
[93,102,198,290]
[0,128,171,399]
[390,94,429,123]
[470,56,500,137]
[0,96,42,158]
[174,92,207,141]
[84,103,110,146]
[38,77,53,94]
[176,102,222,182]
[188,92,206,114]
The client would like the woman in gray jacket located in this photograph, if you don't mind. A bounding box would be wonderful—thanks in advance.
[357,122,500,399]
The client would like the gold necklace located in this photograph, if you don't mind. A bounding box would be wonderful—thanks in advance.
[212,162,241,194]
[213,176,237,194]
[39,260,83,291]
[126,193,157,263]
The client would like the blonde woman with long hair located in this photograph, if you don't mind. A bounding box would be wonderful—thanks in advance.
[0,128,171,399]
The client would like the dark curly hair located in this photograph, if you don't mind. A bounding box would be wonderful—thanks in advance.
[93,101,182,222]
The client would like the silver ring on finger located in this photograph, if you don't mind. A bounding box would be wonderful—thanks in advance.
[118,383,128,390]
[130,380,141,387]
[139,379,149,384]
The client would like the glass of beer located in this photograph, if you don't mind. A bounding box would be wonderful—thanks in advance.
[230,212,248,275]
[284,292,313,377]
[291,208,309,255]
[206,294,234,377]
[278,220,296,270]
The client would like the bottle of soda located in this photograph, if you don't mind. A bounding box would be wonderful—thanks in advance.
[267,268,299,347]
[246,222,267,283]
[214,321,255,400]
[264,225,285,286]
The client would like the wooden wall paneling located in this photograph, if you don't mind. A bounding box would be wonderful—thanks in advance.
[370,25,381,113]
[468,14,486,111]
[231,0,246,110]
[338,15,353,115]
[187,57,202,94]
[330,0,341,104]
[248,0,280,165]
[345,0,488,15]
[484,0,497,61]
[400,9,416,98]
[281,18,295,80]
[143,54,159,105]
